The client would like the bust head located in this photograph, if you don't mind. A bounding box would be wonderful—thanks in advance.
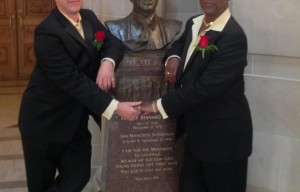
[105,0,182,51]
[130,0,159,16]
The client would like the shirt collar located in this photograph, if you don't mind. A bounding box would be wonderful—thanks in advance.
[192,8,231,32]
[61,12,82,27]
[209,8,231,32]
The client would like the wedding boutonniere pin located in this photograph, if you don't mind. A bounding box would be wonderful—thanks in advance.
[196,35,218,59]
[93,31,105,51]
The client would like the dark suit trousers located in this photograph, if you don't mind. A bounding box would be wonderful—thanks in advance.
[21,115,92,192]
[179,147,248,192]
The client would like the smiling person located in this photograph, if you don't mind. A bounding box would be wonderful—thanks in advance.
[140,0,253,191]
[105,0,182,51]
[18,0,141,191]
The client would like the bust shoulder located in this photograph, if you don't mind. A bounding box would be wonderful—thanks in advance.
[158,17,182,33]
[156,17,182,43]
[105,15,132,38]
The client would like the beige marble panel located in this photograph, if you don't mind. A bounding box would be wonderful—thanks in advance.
[252,54,300,80]
[245,75,300,138]
[165,0,200,14]
[165,13,201,31]
[248,131,281,191]
[248,131,300,192]
[247,185,276,192]
[88,118,101,145]
[245,54,254,75]
[232,0,300,57]
[91,144,102,165]
[165,0,201,27]
[91,0,101,16]
[100,0,130,18]
[82,0,91,9]
[88,118,102,166]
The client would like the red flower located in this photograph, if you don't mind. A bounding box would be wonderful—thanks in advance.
[199,35,209,48]
[93,31,105,51]
[95,31,105,42]
[196,35,218,59]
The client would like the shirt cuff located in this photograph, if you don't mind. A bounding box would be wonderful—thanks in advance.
[101,58,116,69]
[102,99,119,120]
[165,55,181,66]
[157,99,168,119]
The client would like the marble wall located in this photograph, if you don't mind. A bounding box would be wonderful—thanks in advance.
[232,0,300,191]
[84,0,300,192]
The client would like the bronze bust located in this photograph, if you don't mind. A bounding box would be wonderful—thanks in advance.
[105,0,182,51]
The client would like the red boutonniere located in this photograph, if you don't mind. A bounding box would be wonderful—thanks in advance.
[93,31,105,51]
[196,35,218,59]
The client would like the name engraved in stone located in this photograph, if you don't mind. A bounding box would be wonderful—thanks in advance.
[140,115,162,120]
[124,57,155,66]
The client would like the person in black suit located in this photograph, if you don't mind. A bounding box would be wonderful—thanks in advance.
[105,0,182,51]
[141,0,252,191]
[18,0,141,191]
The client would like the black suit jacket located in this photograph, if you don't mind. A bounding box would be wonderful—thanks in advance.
[162,15,253,162]
[18,8,123,143]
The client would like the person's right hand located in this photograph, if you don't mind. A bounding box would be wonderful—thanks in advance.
[165,57,181,85]
[116,101,142,121]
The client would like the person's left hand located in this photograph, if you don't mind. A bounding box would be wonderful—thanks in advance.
[96,60,115,93]
[140,101,156,114]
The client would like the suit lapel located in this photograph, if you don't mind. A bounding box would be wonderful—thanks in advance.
[183,30,221,73]
[183,23,196,68]
[81,11,94,56]
[180,15,203,73]
[64,24,88,49]
[53,8,91,53]
[177,19,195,77]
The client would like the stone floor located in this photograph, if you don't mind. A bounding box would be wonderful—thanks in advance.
[0,80,94,192]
